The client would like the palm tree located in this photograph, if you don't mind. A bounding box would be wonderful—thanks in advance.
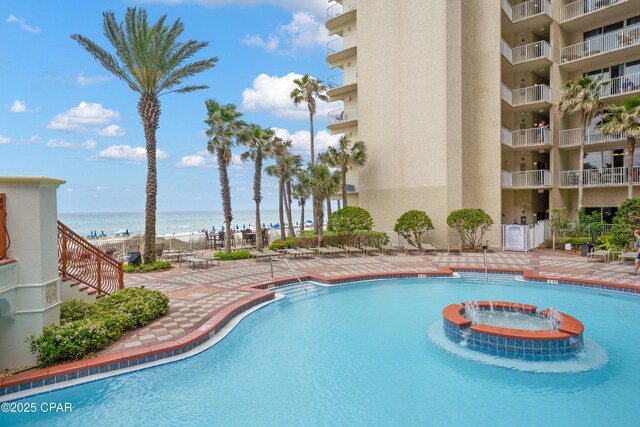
[292,170,312,232]
[284,154,302,237]
[309,163,341,246]
[290,74,329,165]
[205,100,244,254]
[318,135,367,207]
[239,125,275,251]
[266,138,300,240]
[598,97,640,199]
[265,164,285,240]
[71,7,217,263]
[559,76,608,210]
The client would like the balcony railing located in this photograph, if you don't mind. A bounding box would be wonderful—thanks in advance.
[327,32,357,56]
[560,0,628,23]
[501,127,551,148]
[502,0,552,22]
[328,106,357,126]
[327,69,358,89]
[559,166,640,187]
[327,0,357,21]
[559,126,626,147]
[501,83,552,106]
[0,194,9,260]
[501,39,552,64]
[561,24,640,63]
[600,71,640,99]
[501,170,552,187]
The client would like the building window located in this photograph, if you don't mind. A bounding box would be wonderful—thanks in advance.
[627,15,640,27]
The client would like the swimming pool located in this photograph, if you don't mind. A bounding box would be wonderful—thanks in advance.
[2,274,639,426]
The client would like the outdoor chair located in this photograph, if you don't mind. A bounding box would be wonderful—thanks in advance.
[155,243,165,258]
[618,251,638,264]
[405,245,422,255]
[282,248,303,258]
[447,242,462,254]
[326,246,346,256]
[360,244,380,255]
[381,245,402,255]
[295,247,316,258]
[587,248,610,263]
[343,245,363,256]
[422,243,438,255]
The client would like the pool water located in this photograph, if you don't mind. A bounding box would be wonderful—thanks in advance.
[2,274,639,426]
[469,310,552,330]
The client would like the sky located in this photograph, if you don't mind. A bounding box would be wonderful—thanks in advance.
[0,0,342,213]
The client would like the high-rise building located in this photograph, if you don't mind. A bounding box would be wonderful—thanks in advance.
[325,0,640,244]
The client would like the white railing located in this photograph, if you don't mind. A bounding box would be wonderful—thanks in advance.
[327,69,358,89]
[502,127,551,148]
[328,106,357,125]
[559,127,626,147]
[502,170,551,187]
[559,166,640,187]
[560,0,628,22]
[327,32,357,55]
[561,24,640,63]
[502,39,552,63]
[567,222,614,234]
[502,84,552,106]
[501,220,550,251]
[600,71,640,99]
[510,0,552,22]
[327,0,357,21]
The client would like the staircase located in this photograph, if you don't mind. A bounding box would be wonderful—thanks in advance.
[58,220,124,296]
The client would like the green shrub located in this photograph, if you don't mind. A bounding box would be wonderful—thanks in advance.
[393,210,434,249]
[269,237,301,250]
[578,208,604,243]
[270,231,389,248]
[611,198,640,249]
[545,236,592,249]
[446,208,493,249]
[213,250,251,261]
[123,260,171,273]
[29,288,169,366]
[327,206,374,233]
[547,207,570,238]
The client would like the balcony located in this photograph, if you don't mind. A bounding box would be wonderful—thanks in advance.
[560,0,633,30]
[501,83,552,110]
[501,170,552,188]
[600,71,640,100]
[501,127,551,149]
[326,69,357,98]
[559,166,640,187]
[327,106,357,131]
[326,0,357,33]
[501,0,552,24]
[326,32,357,64]
[560,24,640,70]
[501,39,552,64]
[559,127,626,148]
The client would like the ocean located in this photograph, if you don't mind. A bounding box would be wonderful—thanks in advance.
[58,210,306,237]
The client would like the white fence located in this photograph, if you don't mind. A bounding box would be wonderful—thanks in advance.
[559,166,640,187]
[559,126,626,147]
[501,127,551,148]
[561,24,640,63]
[501,83,551,106]
[502,0,552,22]
[560,0,627,22]
[502,170,552,188]
[601,71,640,99]
[501,39,552,64]
[501,220,549,252]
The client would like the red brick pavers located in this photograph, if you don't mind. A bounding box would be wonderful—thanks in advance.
[99,249,640,355]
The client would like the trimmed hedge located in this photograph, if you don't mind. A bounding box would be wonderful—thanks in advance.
[544,236,592,250]
[123,260,171,273]
[327,206,374,233]
[29,288,169,366]
[213,250,251,261]
[269,231,389,250]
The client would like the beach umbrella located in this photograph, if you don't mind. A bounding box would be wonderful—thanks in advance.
[263,223,266,228]
[306,220,313,224]
[236,224,239,230]
[212,226,215,231]
[221,225,225,231]
[242,224,245,229]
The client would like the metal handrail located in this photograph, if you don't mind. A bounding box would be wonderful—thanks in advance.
[559,126,626,147]
[270,258,307,292]
[501,127,551,147]
[559,166,640,187]
[58,220,124,295]
[561,23,640,63]
[327,0,357,21]
[501,83,552,106]
[561,0,627,22]
[503,0,552,23]
[501,39,552,63]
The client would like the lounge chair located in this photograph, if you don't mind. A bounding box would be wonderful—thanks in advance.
[447,242,462,254]
[282,248,303,258]
[382,245,402,255]
[313,247,334,256]
[249,250,271,260]
[155,243,165,258]
[326,246,347,256]
[185,256,218,268]
[262,249,282,258]
[360,245,380,255]
[405,245,422,255]
[618,251,638,263]
[587,249,610,263]
[422,243,438,255]
[295,247,316,258]
[343,245,363,256]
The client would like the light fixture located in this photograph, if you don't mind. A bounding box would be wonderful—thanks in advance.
[539,27,546,31]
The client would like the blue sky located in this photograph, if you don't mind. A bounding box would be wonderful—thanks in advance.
[0,0,341,213]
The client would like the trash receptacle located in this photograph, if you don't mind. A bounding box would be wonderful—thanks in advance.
[564,243,572,251]
[581,242,595,257]
[126,251,142,267]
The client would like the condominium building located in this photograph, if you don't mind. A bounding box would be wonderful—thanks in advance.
[325,0,640,243]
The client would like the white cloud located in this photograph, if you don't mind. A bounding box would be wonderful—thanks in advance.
[76,72,111,87]
[95,186,109,191]
[272,127,340,155]
[65,188,74,193]
[5,14,40,33]
[9,100,26,113]
[48,101,120,133]
[176,154,211,168]
[97,124,126,137]
[90,145,168,163]
[140,0,325,17]
[242,72,338,120]
[243,12,328,54]
[0,135,11,145]
[46,138,97,150]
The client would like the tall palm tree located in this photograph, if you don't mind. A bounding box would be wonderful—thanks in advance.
[292,170,312,232]
[239,125,275,251]
[205,100,244,254]
[266,138,300,240]
[309,163,341,246]
[598,97,640,199]
[290,74,329,165]
[284,154,302,237]
[71,7,217,263]
[559,75,608,210]
[265,164,285,241]
[318,135,367,207]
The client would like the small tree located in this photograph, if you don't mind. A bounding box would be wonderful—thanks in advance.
[611,198,640,249]
[393,210,434,250]
[447,208,493,249]
[548,207,570,250]
[578,208,604,243]
[327,206,374,233]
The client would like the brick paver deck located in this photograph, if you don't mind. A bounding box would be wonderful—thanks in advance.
[99,249,640,355]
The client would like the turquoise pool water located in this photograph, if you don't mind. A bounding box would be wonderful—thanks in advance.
[2,274,639,426]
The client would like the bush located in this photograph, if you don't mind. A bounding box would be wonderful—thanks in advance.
[544,236,592,250]
[393,210,434,249]
[578,208,604,243]
[123,260,171,273]
[29,288,169,366]
[447,208,493,249]
[213,250,251,261]
[269,231,389,249]
[611,198,640,249]
[547,207,570,238]
[327,206,374,233]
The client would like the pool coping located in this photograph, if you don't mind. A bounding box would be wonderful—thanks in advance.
[1,266,638,400]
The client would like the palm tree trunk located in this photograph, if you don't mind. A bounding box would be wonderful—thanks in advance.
[342,168,348,207]
[254,152,263,251]
[326,196,332,223]
[285,180,295,237]
[315,195,324,246]
[578,132,585,210]
[300,200,305,232]
[278,174,286,240]
[139,94,160,264]
[309,107,315,165]
[217,147,233,254]
[628,137,636,199]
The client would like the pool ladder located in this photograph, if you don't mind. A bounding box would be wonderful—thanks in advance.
[270,257,307,292]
